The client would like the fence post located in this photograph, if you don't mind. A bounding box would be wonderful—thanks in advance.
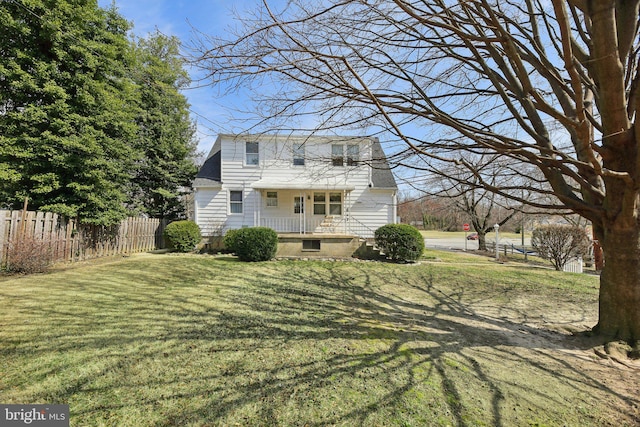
[20,197,28,237]
[0,211,7,266]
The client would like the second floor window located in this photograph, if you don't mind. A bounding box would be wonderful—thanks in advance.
[331,143,360,166]
[331,144,344,166]
[246,141,259,165]
[347,144,359,166]
[293,143,305,166]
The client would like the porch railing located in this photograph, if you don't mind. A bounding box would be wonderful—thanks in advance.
[260,215,377,239]
[342,216,376,239]
[260,216,325,234]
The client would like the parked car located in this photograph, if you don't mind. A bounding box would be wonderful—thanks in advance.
[466,232,478,240]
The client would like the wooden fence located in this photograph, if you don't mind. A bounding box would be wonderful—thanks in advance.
[0,210,168,265]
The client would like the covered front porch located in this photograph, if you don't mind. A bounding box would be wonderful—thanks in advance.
[251,180,375,238]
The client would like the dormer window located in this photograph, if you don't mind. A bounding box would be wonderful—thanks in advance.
[331,143,359,166]
[245,141,259,165]
[293,143,305,166]
[347,144,359,166]
[331,144,344,166]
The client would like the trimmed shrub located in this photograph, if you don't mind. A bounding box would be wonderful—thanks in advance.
[222,228,240,253]
[163,220,201,253]
[5,236,53,274]
[234,227,278,262]
[374,224,424,262]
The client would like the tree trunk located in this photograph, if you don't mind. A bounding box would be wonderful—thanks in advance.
[477,232,487,251]
[594,223,640,342]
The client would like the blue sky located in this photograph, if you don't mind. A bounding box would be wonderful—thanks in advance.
[98,0,261,157]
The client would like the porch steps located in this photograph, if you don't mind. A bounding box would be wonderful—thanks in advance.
[353,239,385,260]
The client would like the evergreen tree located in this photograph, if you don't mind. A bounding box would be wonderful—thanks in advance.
[129,32,198,220]
[0,0,138,225]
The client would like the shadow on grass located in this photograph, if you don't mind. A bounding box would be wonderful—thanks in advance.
[0,256,636,426]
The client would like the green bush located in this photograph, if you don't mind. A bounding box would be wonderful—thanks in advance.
[234,227,278,262]
[374,224,424,262]
[163,220,201,253]
[222,228,240,253]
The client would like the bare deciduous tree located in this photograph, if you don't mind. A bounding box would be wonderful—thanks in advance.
[190,1,640,345]
[421,155,525,250]
[532,225,591,271]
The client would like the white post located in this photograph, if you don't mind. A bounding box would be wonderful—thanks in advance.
[494,223,500,261]
[257,190,262,227]
[299,193,303,234]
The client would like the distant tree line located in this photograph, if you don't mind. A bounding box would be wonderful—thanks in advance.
[398,196,464,231]
[398,194,520,233]
[0,0,198,225]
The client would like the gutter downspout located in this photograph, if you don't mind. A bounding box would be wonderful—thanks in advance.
[193,188,199,227]
[392,191,398,224]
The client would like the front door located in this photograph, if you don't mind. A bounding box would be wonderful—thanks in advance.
[294,196,304,214]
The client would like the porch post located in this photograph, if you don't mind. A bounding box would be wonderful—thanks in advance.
[256,189,262,227]
[193,189,198,223]
[300,191,304,235]
[343,189,348,235]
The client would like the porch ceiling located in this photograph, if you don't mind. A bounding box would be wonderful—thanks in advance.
[250,179,355,191]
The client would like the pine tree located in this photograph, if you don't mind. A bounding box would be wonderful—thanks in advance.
[129,32,198,220]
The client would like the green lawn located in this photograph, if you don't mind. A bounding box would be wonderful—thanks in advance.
[0,253,636,426]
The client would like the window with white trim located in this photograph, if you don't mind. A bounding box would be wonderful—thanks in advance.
[230,190,243,214]
[294,196,304,214]
[312,192,343,215]
[346,144,359,166]
[331,144,344,166]
[266,191,278,207]
[329,192,342,215]
[313,193,326,215]
[245,141,259,165]
[293,143,305,166]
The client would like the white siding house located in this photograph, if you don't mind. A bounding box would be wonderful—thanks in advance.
[193,134,397,239]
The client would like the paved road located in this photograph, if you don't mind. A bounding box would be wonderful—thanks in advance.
[425,235,531,251]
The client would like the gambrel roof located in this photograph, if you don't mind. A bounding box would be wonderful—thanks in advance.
[193,150,221,188]
[370,139,397,190]
[192,134,397,190]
